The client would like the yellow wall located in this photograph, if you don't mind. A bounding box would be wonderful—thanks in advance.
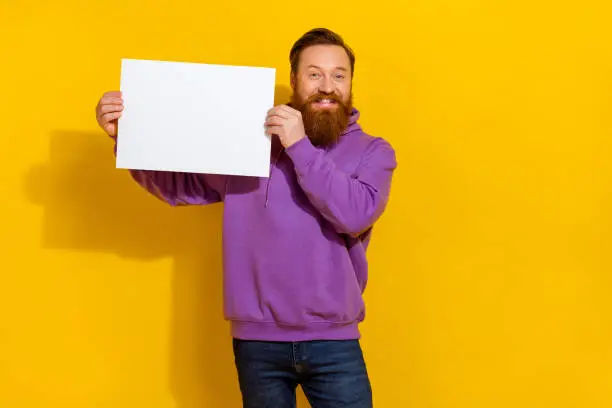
[2,0,612,406]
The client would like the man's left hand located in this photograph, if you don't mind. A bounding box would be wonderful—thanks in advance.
[264,105,306,148]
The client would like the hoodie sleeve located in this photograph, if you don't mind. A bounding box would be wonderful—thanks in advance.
[128,169,225,206]
[112,137,225,206]
[285,136,397,237]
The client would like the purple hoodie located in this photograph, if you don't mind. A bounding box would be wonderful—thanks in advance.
[114,108,397,341]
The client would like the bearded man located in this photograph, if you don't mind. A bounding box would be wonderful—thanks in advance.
[95,27,397,408]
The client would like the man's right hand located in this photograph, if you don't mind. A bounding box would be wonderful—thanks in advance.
[95,91,124,137]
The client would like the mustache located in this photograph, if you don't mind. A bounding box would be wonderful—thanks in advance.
[305,92,343,104]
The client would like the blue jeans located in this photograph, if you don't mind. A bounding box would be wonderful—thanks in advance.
[232,339,373,408]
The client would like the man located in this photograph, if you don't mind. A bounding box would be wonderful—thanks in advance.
[95,28,396,408]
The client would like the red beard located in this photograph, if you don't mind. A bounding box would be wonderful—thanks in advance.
[291,92,353,147]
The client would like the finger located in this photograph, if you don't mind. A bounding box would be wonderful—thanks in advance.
[98,100,120,110]
[104,123,116,134]
[101,111,122,123]
[277,104,300,116]
[99,96,123,108]
[267,107,290,119]
[99,104,124,114]
[101,97,123,105]
[103,91,122,98]
[264,115,286,126]
[264,125,283,136]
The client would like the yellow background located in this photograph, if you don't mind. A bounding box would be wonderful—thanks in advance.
[1,0,612,406]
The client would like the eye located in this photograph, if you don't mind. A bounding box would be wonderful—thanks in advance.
[309,72,321,79]
[335,73,345,80]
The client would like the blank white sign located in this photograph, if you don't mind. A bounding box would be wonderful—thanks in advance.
[116,58,276,177]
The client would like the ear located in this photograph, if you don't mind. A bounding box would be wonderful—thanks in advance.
[290,72,296,90]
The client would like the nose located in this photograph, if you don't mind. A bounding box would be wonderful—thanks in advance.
[319,75,334,94]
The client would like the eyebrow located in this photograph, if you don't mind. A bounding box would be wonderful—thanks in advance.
[307,64,349,72]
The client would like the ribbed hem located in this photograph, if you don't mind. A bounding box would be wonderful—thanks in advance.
[231,321,361,342]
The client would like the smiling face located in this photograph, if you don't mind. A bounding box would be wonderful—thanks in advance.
[292,44,353,110]
[290,44,354,146]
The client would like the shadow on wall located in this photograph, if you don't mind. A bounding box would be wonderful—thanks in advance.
[23,85,311,408]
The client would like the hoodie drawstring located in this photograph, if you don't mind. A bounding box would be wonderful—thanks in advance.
[265,148,284,208]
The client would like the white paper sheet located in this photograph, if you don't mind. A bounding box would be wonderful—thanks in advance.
[116,58,276,177]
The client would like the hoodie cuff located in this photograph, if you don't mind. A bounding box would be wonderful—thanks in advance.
[285,137,319,174]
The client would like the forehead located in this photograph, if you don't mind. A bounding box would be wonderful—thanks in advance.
[298,45,351,71]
